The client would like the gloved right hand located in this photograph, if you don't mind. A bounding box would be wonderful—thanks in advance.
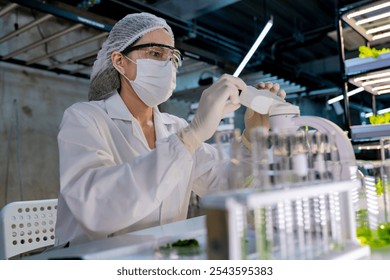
[177,74,247,153]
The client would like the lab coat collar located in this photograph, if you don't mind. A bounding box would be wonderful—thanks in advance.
[105,91,132,121]
[153,107,176,141]
[153,108,176,126]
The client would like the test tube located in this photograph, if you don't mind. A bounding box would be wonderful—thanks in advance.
[324,132,344,250]
[227,129,250,190]
[294,199,305,259]
[250,127,271,190]
[214,129,233,190]
[270,131,297,259]
[307,131,332,255]
[271,132,292,186]
[215,129,250,190]
[276,202,288,259]
[302,197,314,259]
[290,130,310,258]
[309,131,328,181]
[291,130,310,184]
[250,128,274,259]
[254,207,273,259]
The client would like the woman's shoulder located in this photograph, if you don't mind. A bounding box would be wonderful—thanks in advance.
[65,99,107,114]
[67,100,105,111]
[62,100,109,124]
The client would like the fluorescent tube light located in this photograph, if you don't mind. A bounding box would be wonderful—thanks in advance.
[347,2,390,18]
[356,11,390,25]
[361,77,390,86]
[367,24,390,34]
[372,85,390,91]
[379,108,390,114]
[233,17,273,77]
[365,107,390,118]
[365,112,373,118]
[372,31,390,40]
[378,89,390,94]
[327,87,364,104]
[354,71,390,82]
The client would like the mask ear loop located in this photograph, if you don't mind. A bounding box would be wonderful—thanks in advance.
[113,54,136,78]
[112,63,124,76]
[113,65,134,85]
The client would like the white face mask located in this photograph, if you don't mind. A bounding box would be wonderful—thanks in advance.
[116,56,176,107]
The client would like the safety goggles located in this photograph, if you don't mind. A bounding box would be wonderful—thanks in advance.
[122,43,183,69]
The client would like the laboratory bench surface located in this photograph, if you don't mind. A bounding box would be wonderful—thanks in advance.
[23,215,390,260]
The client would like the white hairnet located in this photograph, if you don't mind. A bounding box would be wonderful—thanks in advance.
[88,12,174,101]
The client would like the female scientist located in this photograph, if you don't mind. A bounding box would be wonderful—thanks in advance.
[55,12,284,246]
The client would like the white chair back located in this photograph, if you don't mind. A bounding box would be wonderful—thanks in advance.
[0,199,58,259]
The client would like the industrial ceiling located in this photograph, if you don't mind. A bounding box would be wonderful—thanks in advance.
[0,0,389,128]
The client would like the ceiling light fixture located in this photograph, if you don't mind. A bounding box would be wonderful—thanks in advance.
[327,87,364,104]
[365,107,390,118]
[356,11,390,25]
[347,2,390,19]
[233,17,273,77]
[354,71,390,82]
[372,31,390,40]
[372,85,390,91]
[361,77,390,86]
[378,89,390,94]
[366,24,390,34]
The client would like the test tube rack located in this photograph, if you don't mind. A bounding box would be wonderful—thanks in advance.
[202,179,370,260]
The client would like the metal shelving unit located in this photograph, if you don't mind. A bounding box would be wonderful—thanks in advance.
[337,0,390,131]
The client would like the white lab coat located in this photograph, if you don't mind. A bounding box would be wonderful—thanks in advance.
[55,91,225,246]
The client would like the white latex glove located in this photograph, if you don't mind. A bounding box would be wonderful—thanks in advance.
[178,74,247,153]
[242,82,286,149]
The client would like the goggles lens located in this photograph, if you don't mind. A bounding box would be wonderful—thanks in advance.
[122,43,183,68]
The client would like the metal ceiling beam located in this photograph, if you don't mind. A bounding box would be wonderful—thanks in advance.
[2,23,84,60]
[0,14,53,44]
[0,2,18,17]
[69,65,91,75]
[309,87,341,97]
[0,57,90,79]
[48,49,98,70]
[26,32,108,65]
[349,102,372,113]
[11,0,113,32]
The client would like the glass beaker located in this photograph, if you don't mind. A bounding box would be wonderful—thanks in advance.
[214,129,253,190]
[250,127,271,190]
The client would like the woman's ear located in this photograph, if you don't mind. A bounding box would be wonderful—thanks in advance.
[111,51,124,74]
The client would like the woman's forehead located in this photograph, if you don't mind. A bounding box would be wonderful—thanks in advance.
[138,28,174,46]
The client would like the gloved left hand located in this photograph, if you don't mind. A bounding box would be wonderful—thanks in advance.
[242,82,286,149]
[177,74,247,153]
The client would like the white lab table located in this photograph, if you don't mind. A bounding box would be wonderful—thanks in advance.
[24,215,390,260]
[25,216,207,260]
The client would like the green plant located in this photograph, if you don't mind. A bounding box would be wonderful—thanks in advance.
[369,112,390,125]
[359,46,390,58]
